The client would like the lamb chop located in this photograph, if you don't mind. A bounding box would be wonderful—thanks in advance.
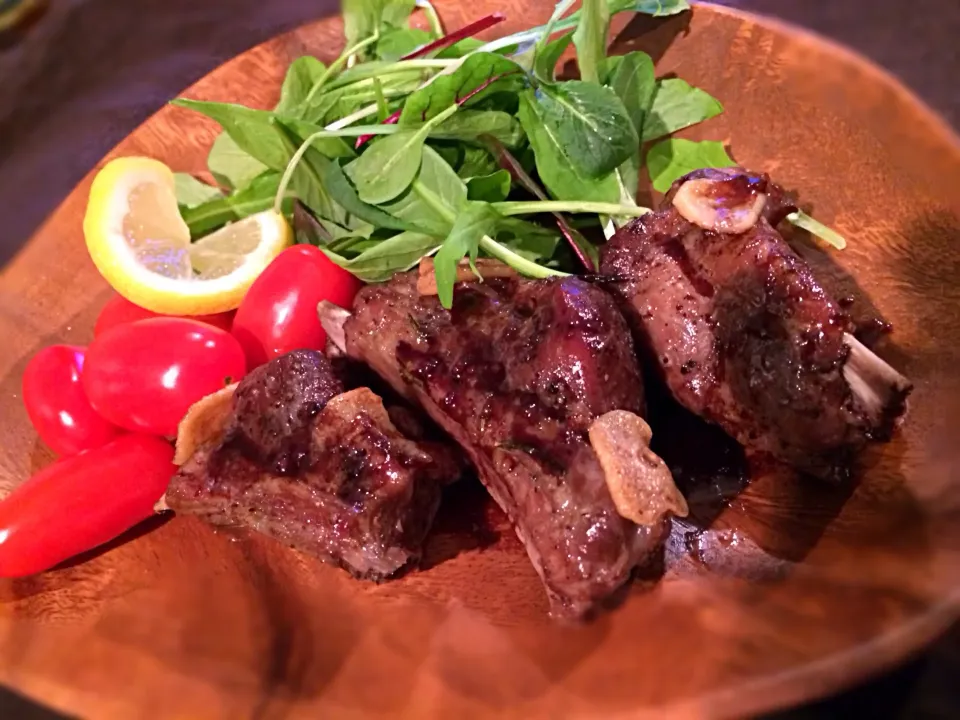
[600,167,912,480]
[323,269,687,618]
[166,350,458,580]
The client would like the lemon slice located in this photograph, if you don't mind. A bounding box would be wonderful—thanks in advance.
[83,156,292,315]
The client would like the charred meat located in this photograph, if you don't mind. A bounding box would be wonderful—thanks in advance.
[600,167,912,479]
[166,350,457,580]
[329,271,686,618]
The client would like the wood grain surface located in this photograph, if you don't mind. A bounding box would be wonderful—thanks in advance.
[0,3,959,718]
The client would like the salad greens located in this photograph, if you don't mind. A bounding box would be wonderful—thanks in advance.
[173,0,847,307]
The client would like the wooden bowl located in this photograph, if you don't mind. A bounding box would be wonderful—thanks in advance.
[1,2,959,718]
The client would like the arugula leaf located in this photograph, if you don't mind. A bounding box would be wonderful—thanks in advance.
[466,170,512,202]
[181,173,288,238]
[496,217,561,261]
[328,231,442,282]
[645,138,735,192]
[533,30,573,83]
[534,81,639,178]
[275,56,326,116]
[431,110,524,147]
[642,78,724,142]
[606,51,656,137]
[300,72,424,124]
[346,104,457,203]
[381,145,466,236]
[434,202,501,308]
[517,88,620,203]
[173,100,293,170]
[174,173,222,208]
[207,132,269,190]
[399,53,525,123]
[377,27,433,61]
[572,0,610,84]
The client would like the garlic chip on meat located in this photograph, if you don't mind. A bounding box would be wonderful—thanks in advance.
[173,383,237,465]
[588,410,689,526]
[672,176,767,234]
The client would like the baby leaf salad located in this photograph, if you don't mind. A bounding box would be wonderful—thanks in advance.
[172,0,845,309]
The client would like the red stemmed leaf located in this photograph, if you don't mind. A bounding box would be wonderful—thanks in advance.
[400,13,506,61]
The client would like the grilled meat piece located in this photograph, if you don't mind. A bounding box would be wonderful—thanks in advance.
[330,272,685,618]
[166,350,456,580]
[600,167,911,479]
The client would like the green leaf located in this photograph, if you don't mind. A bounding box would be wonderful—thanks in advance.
[399,53,525,123]
[174,173,223,208]
[572,0,610,84]
[606,51,656,137]
[535,81,639,178]
[534,30,574,83]
[434,202,501,308]
[275,56,326,116]
[495,217,561,261]
[611,0,690,16]
[329,231,442,282]
[431,110,525,147]
[457,146,499,178]
[381,145,467,236]
[181,173,286,238]
[174,100,292,170]
[645,138,735,192]
[786,211,847,250]
[343,0,416,48]
[517,88,620,203]
[301,72,424,124]
[436,37,485,59]
[207,132,269,190]
[346,130,427,204]
[278,117,357,159]
[346,105,456,204]
[466,170,512,203]
[642,78,724,142]
[274,120,416,232]
[377,27,433,61]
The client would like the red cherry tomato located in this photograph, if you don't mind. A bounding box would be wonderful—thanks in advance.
[0,434,175,577]
[94,293,234,337]
[22,345,121,456]
[83,318,247,437]
[232,245,362,369]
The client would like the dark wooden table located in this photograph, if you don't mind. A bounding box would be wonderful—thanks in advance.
[0,0,958,717]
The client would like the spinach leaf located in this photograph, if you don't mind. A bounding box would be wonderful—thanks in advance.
[573,0,610,84]
[517,88,621,203]
[275,56,326,116]
[399,53,525,123]
[534,81,638,178]
[534,30,574,83]
[207,132,269,190]
[466,170,512,203]
[343,0,416,50]
[174,173,222,208]
[645,138,734,192]
[642,78,723,142]
[381,145,467,236]
[328,231,441,282]
[431,110,524,147]
[496,217,561,261]
[346,105,456,204]
[606,51,656,137]
[436,37,485,59]
[301,72,424,124]
[275,120,417,231]
[434,202,501,308]
[377,27,432,61]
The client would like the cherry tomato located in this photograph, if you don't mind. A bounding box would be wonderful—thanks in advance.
[94,293,234,337]
[83,318,246,437]
[232,245,362,369]
[0,434,175,578]
[22,345,121,456]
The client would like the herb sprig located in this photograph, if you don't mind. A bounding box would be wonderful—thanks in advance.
[172,0,846,307]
